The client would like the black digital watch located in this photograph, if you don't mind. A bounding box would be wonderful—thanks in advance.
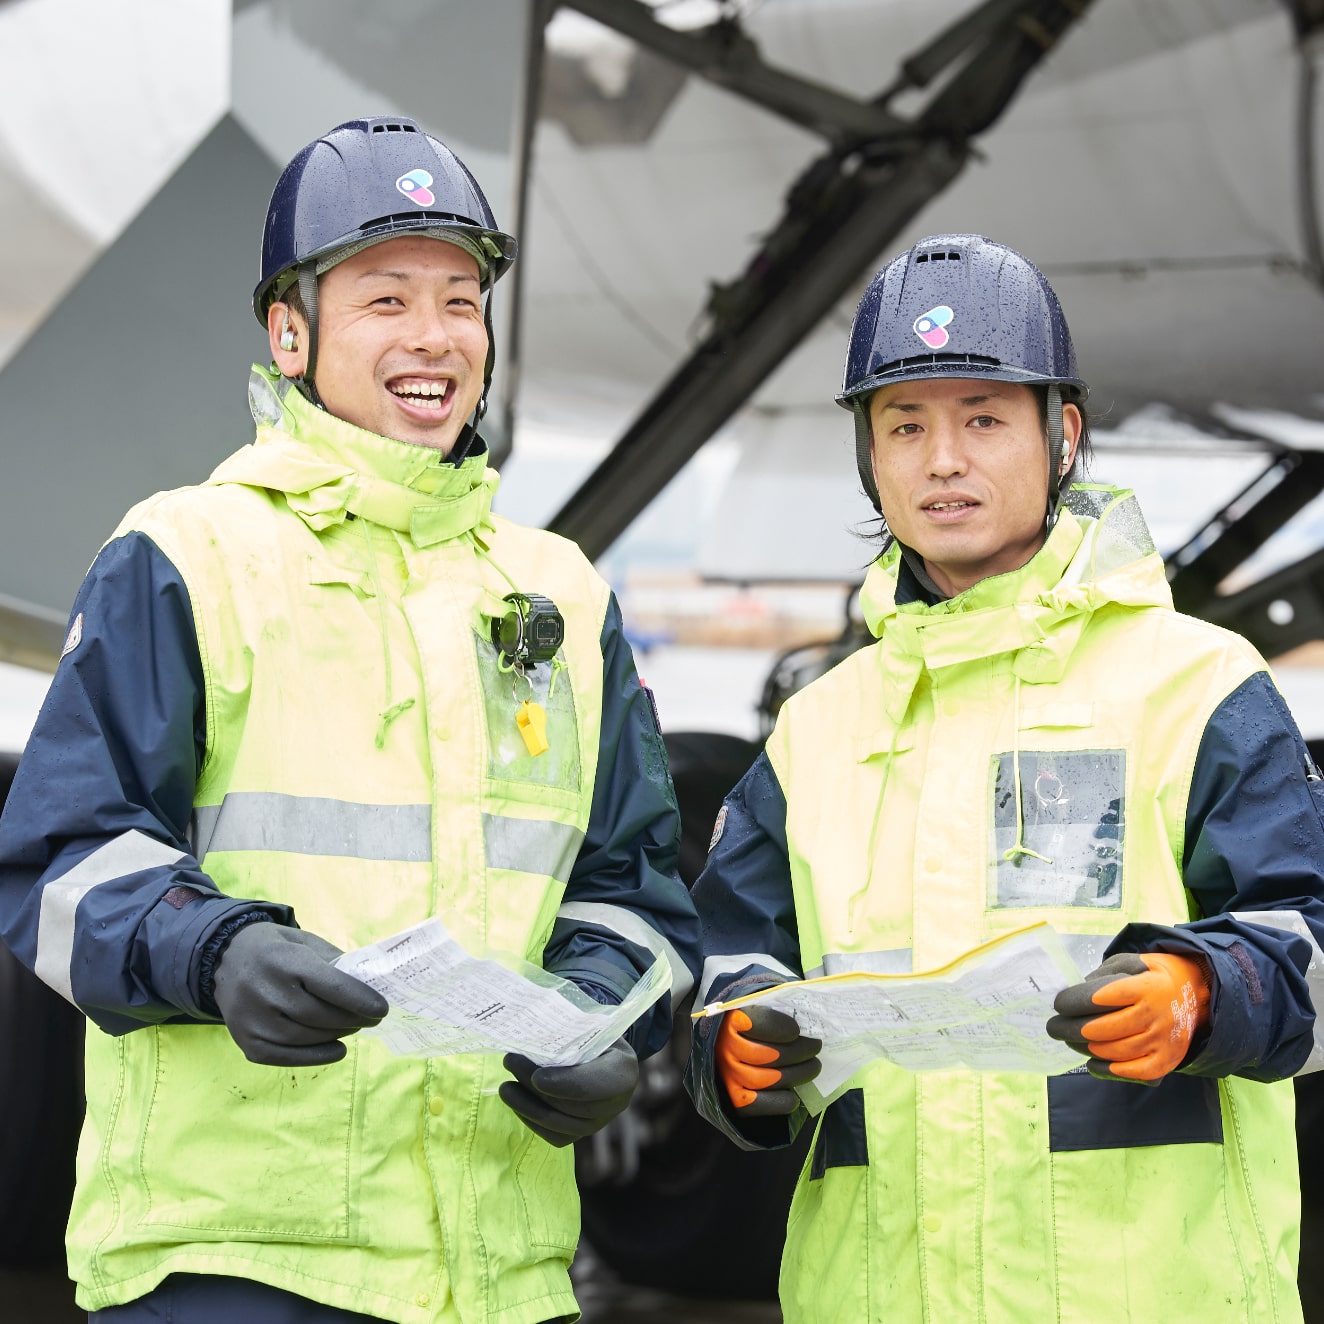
[491,593,564,666]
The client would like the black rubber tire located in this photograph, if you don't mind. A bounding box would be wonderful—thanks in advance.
[662,730,763,890]
[0,753,85,1268]
[580,730,810,1300]
[1300,1071,1324,1323]
[1300,750,1324,1321]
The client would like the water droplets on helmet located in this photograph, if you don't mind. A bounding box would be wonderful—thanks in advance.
[837,234,1088,514]
[253,115,516,322]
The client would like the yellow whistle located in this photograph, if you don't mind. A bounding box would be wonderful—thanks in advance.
[516,700,550,757]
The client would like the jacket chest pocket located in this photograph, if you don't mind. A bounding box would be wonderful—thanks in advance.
[987,736,1126,911]
[473,631,582,800]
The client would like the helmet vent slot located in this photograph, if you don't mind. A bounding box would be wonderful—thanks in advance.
[359,210,470,232]
[372,123,417,133]
[915,250,962,263]
[876,352,1000,376]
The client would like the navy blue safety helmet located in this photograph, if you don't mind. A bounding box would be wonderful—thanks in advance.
[254,116,517,433]
[254,115,516,320]
[837,234,1087,514]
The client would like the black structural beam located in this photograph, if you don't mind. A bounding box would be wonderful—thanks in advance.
[493,0,557,470]
[547,0,1098,558]
[559,0,910,143]
[1285,0,1324,41]
[1200,540,1324,658]
[1166,448,1324,617]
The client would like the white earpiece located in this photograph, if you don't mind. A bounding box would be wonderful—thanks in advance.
[279,311,297,353]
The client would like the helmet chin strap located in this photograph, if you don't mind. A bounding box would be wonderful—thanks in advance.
[292,266,326,411]
[1046,383,1068,527]
[446,279,498,466]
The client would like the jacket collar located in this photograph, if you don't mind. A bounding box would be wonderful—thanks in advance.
[206,366,497,546]
[854,486,1171,741]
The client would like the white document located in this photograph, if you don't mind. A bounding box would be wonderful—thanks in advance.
[336,917,671,1066]
[695,923,1085,1113]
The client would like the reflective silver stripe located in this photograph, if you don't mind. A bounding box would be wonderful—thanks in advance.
[1057,933,1114,978]
[697,951,797,1007]
[35,830,188,1004]
[556,900,694,1005]
[1231,909,1324,1074]
[194,793,431,863]
[804,947,913,980]
[189,804,220,861]
[482,813,583,883]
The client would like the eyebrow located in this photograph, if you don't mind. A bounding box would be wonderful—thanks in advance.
[880,392,1003,412]
[356,269,480,286]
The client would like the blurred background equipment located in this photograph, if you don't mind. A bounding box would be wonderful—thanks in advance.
[3,1,1324,1320]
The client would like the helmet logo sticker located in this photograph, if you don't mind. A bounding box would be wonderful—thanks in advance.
[913,305,954,349]
[396,169,436,207]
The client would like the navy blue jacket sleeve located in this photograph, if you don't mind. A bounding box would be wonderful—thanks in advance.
[1109,671,1324,1081]
[542,593,701,1059]
[682,750,808,1150]
[0,533,291,1034]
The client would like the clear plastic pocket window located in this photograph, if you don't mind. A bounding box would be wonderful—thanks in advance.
[473,631,582,792]
[988,749,1124,909]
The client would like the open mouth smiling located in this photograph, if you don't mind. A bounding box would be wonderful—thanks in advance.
[388,377,456,411]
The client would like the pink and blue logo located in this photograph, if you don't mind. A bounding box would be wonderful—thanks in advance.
[913,305,954,349]
[396,169,435,206]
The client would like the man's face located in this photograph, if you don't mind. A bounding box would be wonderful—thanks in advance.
[868,378,1078,597]
[278,235,488,454]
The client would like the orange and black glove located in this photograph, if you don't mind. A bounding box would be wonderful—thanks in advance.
[1046,951,1212,1083]
[716,1004,822,1116]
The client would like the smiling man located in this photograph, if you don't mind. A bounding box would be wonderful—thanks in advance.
[685,235,1324,1322]
[0,118,699,1324]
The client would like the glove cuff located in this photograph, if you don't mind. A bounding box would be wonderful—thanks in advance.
[1142,950,1213,1032]
[196,911,276,1015]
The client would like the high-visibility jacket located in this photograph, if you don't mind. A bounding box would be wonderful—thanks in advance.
[0,370,699,1323]
[688,486,1324,1324]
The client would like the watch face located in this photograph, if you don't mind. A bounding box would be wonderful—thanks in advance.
[530,613,564,653]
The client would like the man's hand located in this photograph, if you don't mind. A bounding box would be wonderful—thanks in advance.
[1046,951,1211,1083]
[211,922,389,1067]
[500,1039,638,1147]
[716,1004,822,1115]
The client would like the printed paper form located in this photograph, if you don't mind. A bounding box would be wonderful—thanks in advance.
[336,917,671,1065]
[694,923,1085,1111]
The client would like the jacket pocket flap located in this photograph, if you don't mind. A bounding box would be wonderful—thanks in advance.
[1019,702,1092,730]
[307,554,374,597]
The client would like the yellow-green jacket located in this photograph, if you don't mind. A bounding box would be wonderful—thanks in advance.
[688,486,1324,1323]
[0,371,699,1322]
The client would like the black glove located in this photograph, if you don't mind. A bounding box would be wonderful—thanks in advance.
[716,1004,822,1117]
[211,922,390,1067]
[499,1038,638,1147]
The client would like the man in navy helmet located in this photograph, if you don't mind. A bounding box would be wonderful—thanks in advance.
[0,118,699,1323]
[685,234,1324,1322]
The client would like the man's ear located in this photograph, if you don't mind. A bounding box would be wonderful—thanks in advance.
[1061,401,1083,472]
[267,301,309,379]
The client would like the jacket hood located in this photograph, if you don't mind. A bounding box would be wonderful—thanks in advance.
[857,485,1170,726]
[205,365,498,546]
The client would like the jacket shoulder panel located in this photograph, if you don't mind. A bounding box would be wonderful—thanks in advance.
[484,515,613,628]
